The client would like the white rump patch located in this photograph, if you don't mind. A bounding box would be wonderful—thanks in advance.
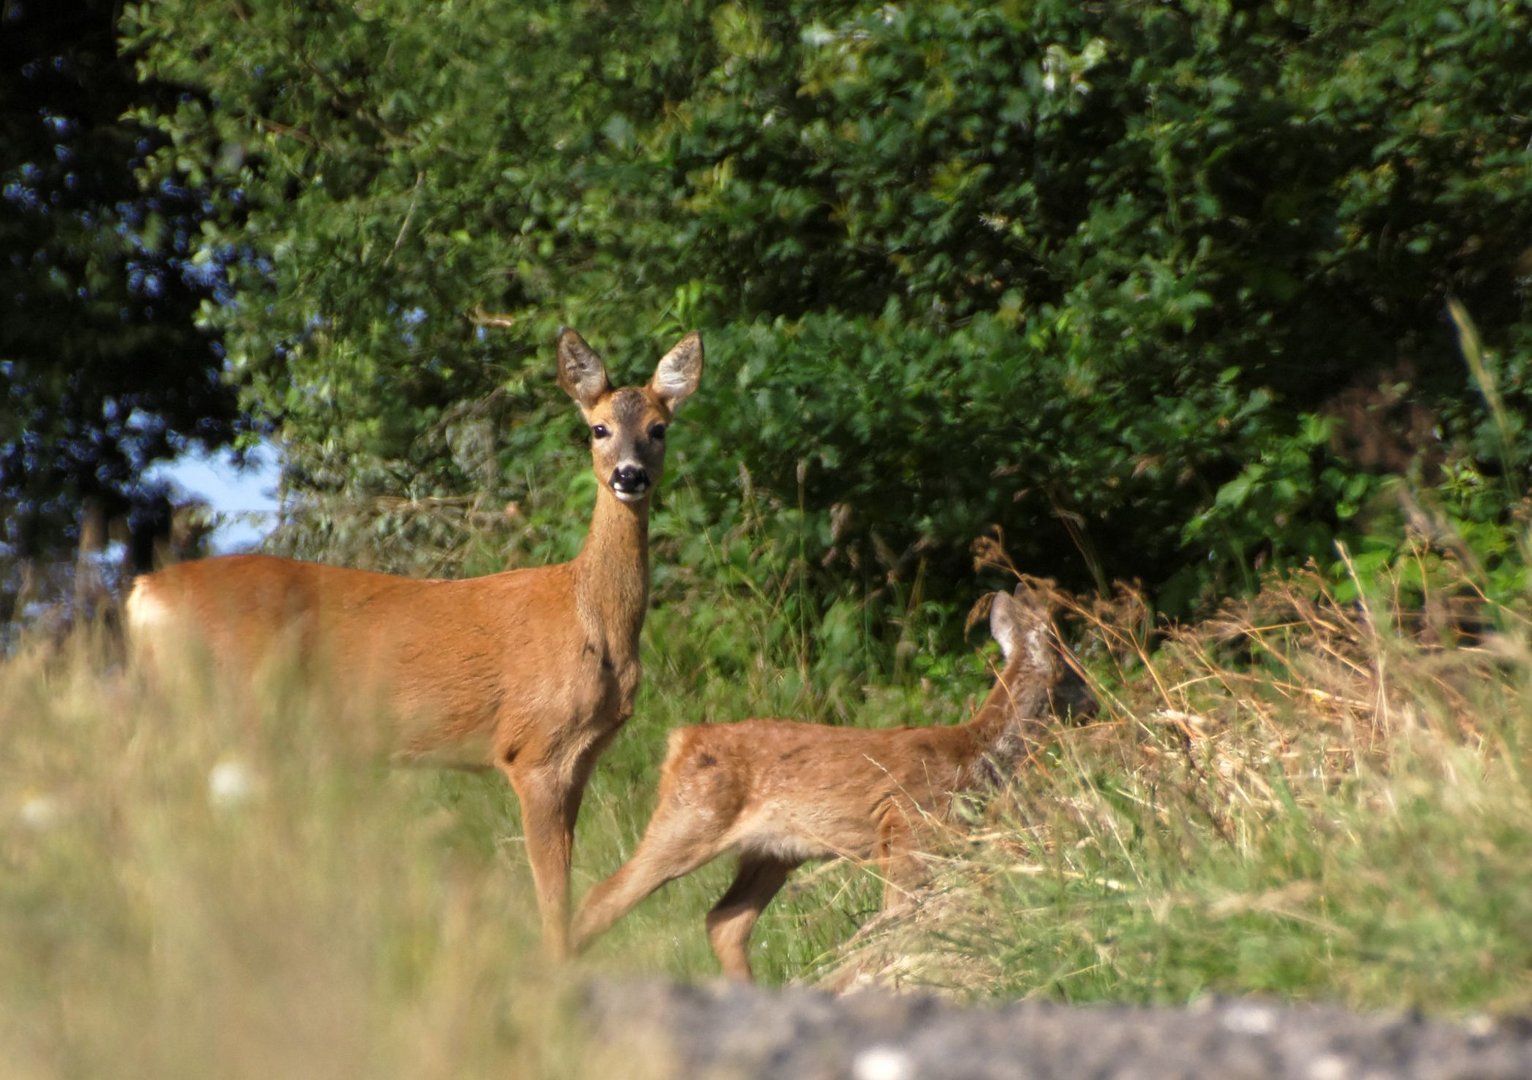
[124,581,172,638]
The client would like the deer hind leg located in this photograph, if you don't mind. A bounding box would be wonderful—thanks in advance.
[705,856,793,983]
[571,791,734,954]
[874,802,927,914]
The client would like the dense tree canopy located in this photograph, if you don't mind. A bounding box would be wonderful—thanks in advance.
[0,0,243,574]
[104,0,1532,614]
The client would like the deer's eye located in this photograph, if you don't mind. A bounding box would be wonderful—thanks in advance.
[591,424,611,439]
[648,423,667,441]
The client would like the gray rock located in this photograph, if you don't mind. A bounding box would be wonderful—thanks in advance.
[581,980,1532,1080]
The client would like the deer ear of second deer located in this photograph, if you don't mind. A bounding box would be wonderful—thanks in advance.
[571,583,1089,982]
[124,329,702,960]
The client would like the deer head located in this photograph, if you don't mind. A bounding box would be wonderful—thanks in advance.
[557,329,703,506]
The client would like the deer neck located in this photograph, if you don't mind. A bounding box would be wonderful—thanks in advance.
[967,657,1051,743]
[572,485,652,659]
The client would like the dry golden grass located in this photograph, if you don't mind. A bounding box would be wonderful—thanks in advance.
[806,556,1532,1008]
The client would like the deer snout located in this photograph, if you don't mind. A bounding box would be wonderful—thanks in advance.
[610,464,651,501]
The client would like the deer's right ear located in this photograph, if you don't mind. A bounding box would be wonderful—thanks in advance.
[650,331,703,414]
[557,328,611,410]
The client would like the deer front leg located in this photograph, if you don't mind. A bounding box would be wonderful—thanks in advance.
[705,856,793,982]
[504,759,584,960]
[502,719,617,960]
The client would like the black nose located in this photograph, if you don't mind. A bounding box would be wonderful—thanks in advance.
[611,465,650,493]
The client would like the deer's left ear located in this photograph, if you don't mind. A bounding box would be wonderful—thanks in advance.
[651,331,703,414]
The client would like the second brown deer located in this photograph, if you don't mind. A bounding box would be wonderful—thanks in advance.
[572,583,1087,981]
[124,328,702,958]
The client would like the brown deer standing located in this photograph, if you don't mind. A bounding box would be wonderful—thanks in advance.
[572,583,1084,981]
[125,329,703,957]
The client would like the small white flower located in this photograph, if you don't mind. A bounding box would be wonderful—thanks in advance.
[208,757,261,808]
[19,792,66,830]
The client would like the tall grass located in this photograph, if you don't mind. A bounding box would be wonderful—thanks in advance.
[0,548,958,1077]
[5,512,1532,1076]
[823,555,1532,1011]
[0,634,588,1079]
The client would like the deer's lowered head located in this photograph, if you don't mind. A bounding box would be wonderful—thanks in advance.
[967,581,1094,781]
[978,582,1098,775]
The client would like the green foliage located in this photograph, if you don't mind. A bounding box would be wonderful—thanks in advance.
[123,0,1532,616]
[0,0,242,568]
